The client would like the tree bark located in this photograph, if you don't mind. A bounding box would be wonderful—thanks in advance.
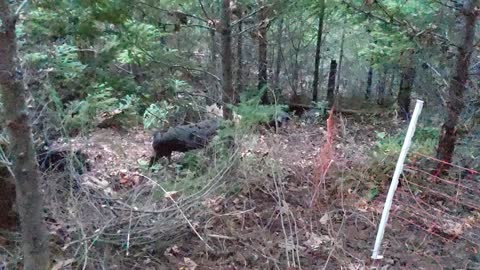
[397,64,416,120]
[436,0,477,166]
[0,168,17,230]
[312,0,326,102]
[0,1,50,269]
[365,64,373,100]
[326,60,337,107]
[292,50,300,95]
[235,21,243,102]
[221,0,234,119]
[388,73,395,96]
[273,18,284,92]
[258,6,269,104]
[335,25,346,95]
[159,22,167,45]
[208,28,219,105]
[377,68,387,105]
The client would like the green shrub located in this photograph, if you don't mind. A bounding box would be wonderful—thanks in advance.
[143,101,175,130]
[362,126,440,200]
[232,89,288,129]
[373,126,440,159]
[62,84,141,133]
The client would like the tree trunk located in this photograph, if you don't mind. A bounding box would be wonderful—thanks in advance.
[0,2,50,269]
[377,68,387,105]
[273,18,284,92]
[159,22,167,45]
[235,21,243,102]
[335,25,346,95]
[258,6,269,104]
[221,0,234,119]
[292,51,300,95]
[365,65,373,100]
[436,0,477,166]
[312,0,326,102]
[326,60,337,107]
[208,28,219,105]
[397,65,416,120]
[388,73,395,96]
[0,167,17,230]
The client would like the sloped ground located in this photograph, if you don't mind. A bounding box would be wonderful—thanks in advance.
[8,109,478,269]
[54,127,153,190]
[159,113,479,269]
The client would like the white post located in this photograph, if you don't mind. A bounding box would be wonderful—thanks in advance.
[371,99,424,260]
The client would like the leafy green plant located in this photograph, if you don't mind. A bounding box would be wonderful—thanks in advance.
[117,20,163,65]
[313,100,328,111]
[232,90,288,129]
[52,44,87,80]
[366,187,379,201]
[63,86,117,132]
[301,100,328,124]
[23,52,49,68]
[178,151,209,174]
[114,94,143,126]
[62,83,142,132]
[143,101,175,129]
[373,126,440,158]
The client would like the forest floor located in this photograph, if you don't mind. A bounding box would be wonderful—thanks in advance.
[29,106,480,270]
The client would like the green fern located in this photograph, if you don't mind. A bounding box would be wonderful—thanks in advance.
[63,84,117,132]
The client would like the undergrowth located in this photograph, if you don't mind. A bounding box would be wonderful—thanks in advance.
[231,87,289,129]
[349,126,440,201]
[373,126,439,159]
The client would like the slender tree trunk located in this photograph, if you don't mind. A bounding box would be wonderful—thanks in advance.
[436,0,477,166]
[397,64,416,120]
[221,0,234,119]
[377,68,387,105]
[388,73,395,96]
[159,22,167,45]
[235,21,243,102]
[273,18,284,92]
[365,65,373,100]
[335,26,346,95]
[312,0,326,102]
[0,2,50,269]
[326,60,337,107]
[258,6,269,104]
[292,51,300,94]
[208,28,219,105]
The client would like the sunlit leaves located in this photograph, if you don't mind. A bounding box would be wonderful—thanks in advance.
[116,20,163,64]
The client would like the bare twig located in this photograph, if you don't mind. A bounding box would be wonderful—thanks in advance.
[15,0,28,16]
[126,208,133,256]
[232,6,265,27]
[198,0,212,22]
[140,174,213,251]
[137,1,208,23]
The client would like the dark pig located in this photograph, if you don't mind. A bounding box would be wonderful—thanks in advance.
[152,119,220,163]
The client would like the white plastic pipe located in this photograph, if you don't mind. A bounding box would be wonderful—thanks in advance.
[371,99,424,260]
